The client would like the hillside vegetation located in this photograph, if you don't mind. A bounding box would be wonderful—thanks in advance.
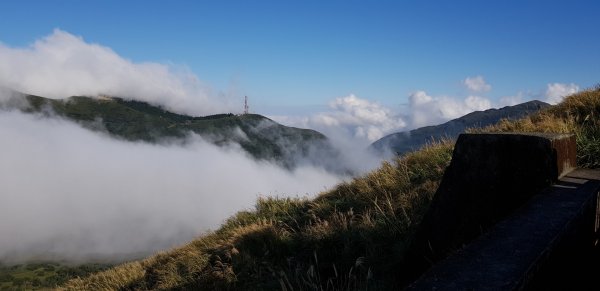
[18,94,336,170]
[57,86,599,290]
[0,262,109,290]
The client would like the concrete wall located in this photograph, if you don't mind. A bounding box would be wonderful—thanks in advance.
[405,133,599,290]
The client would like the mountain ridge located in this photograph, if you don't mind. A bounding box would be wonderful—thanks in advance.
[371,100,551,155]
[1,90,341,171]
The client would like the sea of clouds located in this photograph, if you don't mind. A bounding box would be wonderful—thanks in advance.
[0,29,580,262]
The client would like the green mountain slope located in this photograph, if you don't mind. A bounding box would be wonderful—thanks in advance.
[13,93,338,169]
[371,100,550,155]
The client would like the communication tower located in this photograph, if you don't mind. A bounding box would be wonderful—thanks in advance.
[244,96,249,115]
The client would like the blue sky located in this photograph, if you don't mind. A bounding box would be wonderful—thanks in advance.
[1,0,599,141]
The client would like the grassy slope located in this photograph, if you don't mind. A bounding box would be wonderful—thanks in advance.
[0,263,109,290]
[22,95,329,168]
[58,86,599,290]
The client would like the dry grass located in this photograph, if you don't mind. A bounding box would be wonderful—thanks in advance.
[59,261,145,290]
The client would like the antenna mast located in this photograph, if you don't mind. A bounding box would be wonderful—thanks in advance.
[244,96,249,115]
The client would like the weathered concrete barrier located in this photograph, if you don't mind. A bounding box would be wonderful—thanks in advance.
[405,133,600,290]
[409,133,576,265]
[408,169,600,290]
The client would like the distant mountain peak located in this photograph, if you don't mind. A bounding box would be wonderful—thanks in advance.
[371,100,551,155]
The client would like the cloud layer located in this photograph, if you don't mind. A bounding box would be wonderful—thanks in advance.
[275,78,581,147]
[312,95,406,142]
[545,82,579,104]
[463,76,491,93]
[0,29,233,116]
[279,92,494,144]
[408,91,492,128]
[0,108,342,262]
[271,95,405,173]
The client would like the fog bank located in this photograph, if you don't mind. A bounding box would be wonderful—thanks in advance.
[0,110,343,262]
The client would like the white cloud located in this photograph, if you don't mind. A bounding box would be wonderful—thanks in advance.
[465,95,492,110]
[272,91,495,171]
[545,82,579,104]
[275,89,495,150]
[408,91,492,128]
[408,90,433,106]
[463,76,491,93]
[271,95,407,173]
[327,95,406,142]
[275,76,574,152]
[0,29,234,116]
[307,94,406,143]
[0,109,342,262]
